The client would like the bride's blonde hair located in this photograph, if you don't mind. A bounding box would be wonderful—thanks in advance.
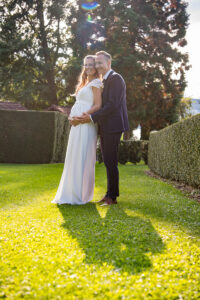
[75,55,99,94]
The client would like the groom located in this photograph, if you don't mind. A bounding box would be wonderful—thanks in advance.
[75,51,129,205]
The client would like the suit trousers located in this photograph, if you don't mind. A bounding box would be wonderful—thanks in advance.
[100,131,122,200]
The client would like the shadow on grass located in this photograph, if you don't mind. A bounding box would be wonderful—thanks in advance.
[59,203,164,274]
[123,197,200,238]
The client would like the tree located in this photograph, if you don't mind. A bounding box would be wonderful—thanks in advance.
[65,0,190,139]
[62,0,106,97]
[0,0,190,137]
[0,0,71,108]
[177,96,192,120]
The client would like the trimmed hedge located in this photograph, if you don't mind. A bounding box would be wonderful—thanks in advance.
[0,110,69,163]
[0,109,148,165]
[97,139,149,165]
[148,114,200,188]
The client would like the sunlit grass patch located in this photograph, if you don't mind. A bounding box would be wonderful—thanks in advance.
[0,162,200,299]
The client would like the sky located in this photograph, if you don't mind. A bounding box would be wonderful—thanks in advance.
[184,0,200,99]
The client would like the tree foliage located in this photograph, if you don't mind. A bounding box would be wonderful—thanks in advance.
[0,0,190,138]
[65,0,190,138]
[0,0,71,108]
[177,96,192,120]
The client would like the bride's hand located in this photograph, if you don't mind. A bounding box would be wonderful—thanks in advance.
[68,117,80,126]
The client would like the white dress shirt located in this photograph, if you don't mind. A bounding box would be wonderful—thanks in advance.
[103,69,112,81]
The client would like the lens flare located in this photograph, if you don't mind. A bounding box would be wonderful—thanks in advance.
[87,14,92,22]
[81,2,98,11]
[78,1,104,49]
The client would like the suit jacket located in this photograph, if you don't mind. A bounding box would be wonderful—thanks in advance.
[91,70,129,134]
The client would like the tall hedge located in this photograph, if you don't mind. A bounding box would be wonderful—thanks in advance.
[0,110,69,163]
[148,114,200,188]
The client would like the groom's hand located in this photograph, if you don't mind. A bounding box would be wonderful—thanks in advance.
[76,113,91,123]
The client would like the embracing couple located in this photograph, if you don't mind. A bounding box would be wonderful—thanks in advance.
[51,51,129,206]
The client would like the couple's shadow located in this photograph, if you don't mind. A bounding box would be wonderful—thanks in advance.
[58,203,164,274]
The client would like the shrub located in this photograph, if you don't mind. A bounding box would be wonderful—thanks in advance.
[127,140,141,164]
[0,110,69,163]
[148,114,200,188]
[118,140,129,164]
[141,140,149,165]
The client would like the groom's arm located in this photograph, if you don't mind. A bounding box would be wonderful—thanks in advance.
[91,74,125,123]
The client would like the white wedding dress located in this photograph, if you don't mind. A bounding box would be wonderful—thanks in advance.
[51,78,102,205]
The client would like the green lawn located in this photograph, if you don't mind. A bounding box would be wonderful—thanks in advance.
[0,163,200,299]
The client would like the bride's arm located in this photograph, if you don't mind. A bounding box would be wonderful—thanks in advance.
[85,86,102,114]
[71,86,102,125]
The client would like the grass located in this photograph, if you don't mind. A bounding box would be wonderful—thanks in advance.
[0,162,200,299]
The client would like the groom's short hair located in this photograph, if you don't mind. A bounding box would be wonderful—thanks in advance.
[96,51,112,61]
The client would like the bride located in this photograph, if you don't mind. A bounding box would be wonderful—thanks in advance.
[51,55,102,205]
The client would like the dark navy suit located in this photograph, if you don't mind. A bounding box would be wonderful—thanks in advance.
[91,70,129,199]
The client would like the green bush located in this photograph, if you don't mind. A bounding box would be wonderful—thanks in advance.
[118,140,129,164]
[128,140,142,164]
[96,139,149,165]
[141,140,149,165]
[0,110,69,163]
[148,114,200,188]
